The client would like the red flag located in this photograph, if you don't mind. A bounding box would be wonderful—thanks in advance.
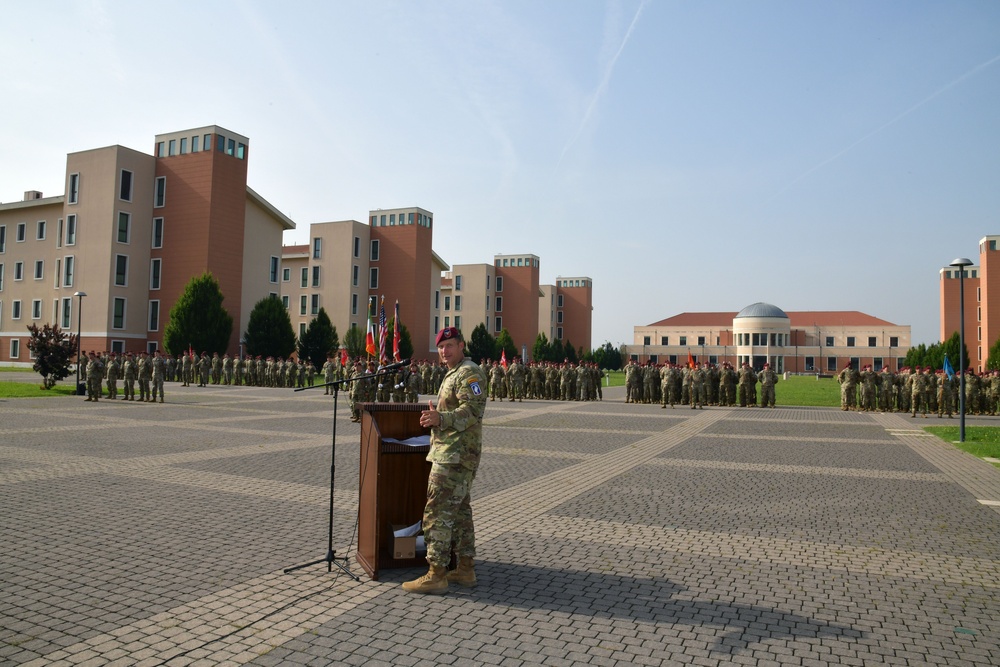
[340,348,349,366]
[393,300,402,362]
[365,297,377,357]
[378,297,388,364]
[687,350,694,368]
[500,349,508,369]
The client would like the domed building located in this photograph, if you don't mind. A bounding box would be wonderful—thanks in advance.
[628,302,911,373]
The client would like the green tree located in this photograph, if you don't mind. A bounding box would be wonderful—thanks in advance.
[164,273,233,355]
[592,341,623,370]
[563,338,578,363]
[297,307,338,368]
[532,333,551,363]
[987,337,1000,371]
[343,325,366,359]
[495,328,518,363]
[469,323,497,362]
[941,331,970,372]
[26,323,77,389]
[550,337,565,362]
[242,295,296,359]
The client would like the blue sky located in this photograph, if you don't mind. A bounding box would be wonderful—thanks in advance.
[2,1,998,349]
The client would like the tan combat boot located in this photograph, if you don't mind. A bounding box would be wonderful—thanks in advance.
[401,565,448,594]
[446,557,476,587]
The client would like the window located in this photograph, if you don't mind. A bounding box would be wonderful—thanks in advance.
[17,222,26,242]
[679,336,687,346]
[282,267,290,282]
[169,139,177,156]
[352,265,359,287]
[300,295,307,315]
[557,327,563,340]
[444,296,451,311]
[237,143,245,159]
[36,220,46,240]
[150,258,161,290]
[827,357,838,372]
[351,293,358,316]
[192,135,200,152]
[217,134,225,152]
[110,298,125,329]
[0,225,5,252]
[312,238,322,259]
[369,267,378,289]
[115,255,128,286]
[557,295,564,307]
[10,339,19,359]
[455,275,462,290]
[61,298,72,329]
[435,291,439,309]
[269,256,279,283]
[281,295,290,309]
[698,336,706,346]
[227,138,235,156]
[661,337,669,345]
[370,240,380,261]
[444,316,450,328]
[57,219,63,248]
[311,294,319,315]
[53,259,60,288]
[846,337,855,347]
[557,311,563,323]
[120,170,133,201]
[68,173,80,204]
[14,262,23,281]
[643,336,651,345]
[148,301,160,331]
[117,212,130,243]
[63,256,74,287]
[151,217,164,249]
[455,316,461,330]
[154,177,166,208]
[353,236,360,257]
[889,336,898,347]
[66,215,77,245]
[495,276,503,292]
[34,260,43,280]
[13,300,22,319]
[495,296,502,312]
[868,336,877,347]
[825,336,834,347]
[0,263,4,291]
[454,295,462,311]
[312,266,320,287]
[299,322,306,337]
[300,267,308,288]
[179,137,187,154]
[32,299,42,319]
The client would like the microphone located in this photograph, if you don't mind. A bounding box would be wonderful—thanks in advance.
[379,358,410,372]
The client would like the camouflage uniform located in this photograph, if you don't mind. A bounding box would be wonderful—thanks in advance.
[122,355,136,401]
[423,358,487,569]
[151,352,165,402]
[757,365,779,408]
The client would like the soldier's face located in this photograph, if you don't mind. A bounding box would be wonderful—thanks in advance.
[437,338,464,369]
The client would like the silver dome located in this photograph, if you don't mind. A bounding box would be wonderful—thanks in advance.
[735,302,789,319]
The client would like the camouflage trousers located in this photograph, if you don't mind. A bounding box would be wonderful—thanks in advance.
[423,463,477,568]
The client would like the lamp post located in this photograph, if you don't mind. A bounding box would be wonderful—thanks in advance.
[73,291,87,395]
[950,258,973,443]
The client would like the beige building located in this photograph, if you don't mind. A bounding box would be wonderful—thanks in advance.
[0,125,294,362]
[627,302,911,372]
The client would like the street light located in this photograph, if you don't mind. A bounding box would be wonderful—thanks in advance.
[950,258,972,443]
[73,291,86,395]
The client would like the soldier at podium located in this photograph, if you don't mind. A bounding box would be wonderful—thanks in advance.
[404,326,488,594]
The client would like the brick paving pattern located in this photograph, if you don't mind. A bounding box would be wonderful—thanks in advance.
[1,382,999,666]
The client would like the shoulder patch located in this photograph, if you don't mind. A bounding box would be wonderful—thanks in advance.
[468,378,482,395]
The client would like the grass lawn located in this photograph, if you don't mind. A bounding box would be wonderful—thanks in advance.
[0,382,78,398]
[924,426,1000,467]
[605,370,841,407]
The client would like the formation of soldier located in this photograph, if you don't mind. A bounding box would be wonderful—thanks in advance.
[836,363,991,418]
[346,358,449,422]
[623,359,779,409]
[80,349,166,402]
[480,359,604,402]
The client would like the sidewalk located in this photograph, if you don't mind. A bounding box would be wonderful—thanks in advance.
[1,385,999,666]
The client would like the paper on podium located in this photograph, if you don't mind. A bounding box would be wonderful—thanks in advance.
[382,435,431,447]
[394,521,422,538]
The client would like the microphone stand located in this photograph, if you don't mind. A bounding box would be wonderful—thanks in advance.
[283,361,409,578]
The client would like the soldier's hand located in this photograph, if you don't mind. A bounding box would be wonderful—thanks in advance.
[420,400,441,428]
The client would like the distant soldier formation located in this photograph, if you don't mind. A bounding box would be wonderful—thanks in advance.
[622,359,779,409]
[481,359,605,403]
[836,363,992,418]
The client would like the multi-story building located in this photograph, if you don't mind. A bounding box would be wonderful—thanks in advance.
[0,125,295,362]
[939,236,997,370]
[627,302,911,373]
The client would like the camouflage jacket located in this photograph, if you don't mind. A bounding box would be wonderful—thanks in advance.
[428,359,487,470]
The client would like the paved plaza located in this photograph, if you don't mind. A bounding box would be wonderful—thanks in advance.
[2,378,1000,666]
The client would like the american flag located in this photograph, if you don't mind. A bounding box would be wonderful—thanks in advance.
[393,300,402,362]
[378,297,388,364]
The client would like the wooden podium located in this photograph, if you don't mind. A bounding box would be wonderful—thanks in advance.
[355,403,432,580]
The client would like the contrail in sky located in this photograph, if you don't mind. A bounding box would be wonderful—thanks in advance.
[770,51,1000,201]
[558,0,648,166]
